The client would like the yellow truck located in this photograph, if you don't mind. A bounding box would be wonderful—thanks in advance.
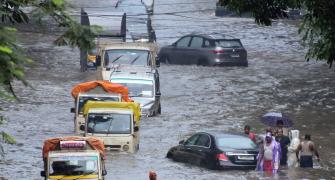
[71,81,132,134]
[41,136,107,180]
[80,101,141,153]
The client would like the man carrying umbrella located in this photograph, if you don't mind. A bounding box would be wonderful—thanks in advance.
[261,112,292,137]
[275,120,289,137]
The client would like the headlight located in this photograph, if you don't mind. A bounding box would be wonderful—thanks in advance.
[123,145,129,151]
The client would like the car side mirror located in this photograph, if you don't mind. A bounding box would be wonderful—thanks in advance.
[134,126,139,132]
[156,57,160,68]
[70,108,75,113]
[40,171,46,177]
[172,42,177,47]
[102,169,107,176]
[179,140,185,145]
[95,55,101,66]
[80,125,85,131]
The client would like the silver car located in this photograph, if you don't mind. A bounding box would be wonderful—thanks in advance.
[158,33,248,66]
[109,66,161,117]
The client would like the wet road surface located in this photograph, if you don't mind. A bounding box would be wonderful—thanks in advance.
[1,0,335,179]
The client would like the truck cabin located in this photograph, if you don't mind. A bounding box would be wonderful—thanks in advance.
[81,8,126,69]
[84,109,135,135]
[74,93,121,115]
[41,138,106,179]
[95,43,159,70]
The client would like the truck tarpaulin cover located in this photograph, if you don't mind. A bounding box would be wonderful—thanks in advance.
[71,81,132,102]
[83,101,141,126]
[42,136,105,159]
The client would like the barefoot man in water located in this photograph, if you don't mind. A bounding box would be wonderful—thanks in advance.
[296,134,320,168]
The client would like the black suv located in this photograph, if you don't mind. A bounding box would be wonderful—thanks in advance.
[158,33,248,66]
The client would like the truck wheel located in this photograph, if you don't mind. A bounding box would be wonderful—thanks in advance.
[158,104,161,114]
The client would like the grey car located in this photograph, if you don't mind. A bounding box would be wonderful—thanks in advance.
[158,33,248,66]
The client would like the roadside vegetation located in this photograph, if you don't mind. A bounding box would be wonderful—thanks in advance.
[0,0,99,156]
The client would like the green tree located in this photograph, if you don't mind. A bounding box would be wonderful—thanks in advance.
[219,0,335,67]
[0,0,99,155]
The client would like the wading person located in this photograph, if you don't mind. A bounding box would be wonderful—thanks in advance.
[296,134,320,168]
[287,130,300,168]
[149,171,157,180]
[275,129,290,166]
[256,132,281,173]
[244,125,256,143]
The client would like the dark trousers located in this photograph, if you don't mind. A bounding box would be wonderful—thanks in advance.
[300,155,313,168]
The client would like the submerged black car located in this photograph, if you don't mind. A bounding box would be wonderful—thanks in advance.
[166,132,258,170]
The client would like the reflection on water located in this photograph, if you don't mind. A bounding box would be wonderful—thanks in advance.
[1,0,335,179]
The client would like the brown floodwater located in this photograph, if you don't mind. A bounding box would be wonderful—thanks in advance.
[0,0,334,179]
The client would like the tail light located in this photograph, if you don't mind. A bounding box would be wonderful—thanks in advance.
[216,153,228,161]
[211,50,225,54]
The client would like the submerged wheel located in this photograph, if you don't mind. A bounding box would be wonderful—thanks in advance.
[162,55,171,64]
[197,59,209,66]
[157,104,161,114]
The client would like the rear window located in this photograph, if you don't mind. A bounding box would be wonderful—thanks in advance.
[215,40,242,48]
[216,137,257,149]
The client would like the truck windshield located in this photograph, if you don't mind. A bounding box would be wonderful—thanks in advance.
[49,156,98,176]
[104,49,150,67]
[78,96,120,114]
[87,113,131,134]
[111,79,154,98]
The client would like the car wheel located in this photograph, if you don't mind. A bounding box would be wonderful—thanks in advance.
[162,55,171,64]
[207,160,217,170]
[166,152,173,159]
[241,61,248,67]
[197,59,208,66]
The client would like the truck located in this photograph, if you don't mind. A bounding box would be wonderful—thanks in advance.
[80,9,127,70]
[71,81,132,134]
[41,136,107,180]
[94,42,160,80]
[80,101,141,153]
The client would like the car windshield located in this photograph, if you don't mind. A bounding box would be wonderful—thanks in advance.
[111,79,154,98]
[78,96,120,114]
[49,156,98,176]
[87,113,131,134]
[215,40,242,48]
[216,137,257,149]
[104,49,150,67]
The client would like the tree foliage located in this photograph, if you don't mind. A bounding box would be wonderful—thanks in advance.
[0,0,100,148]
[0,0,100,97]
[219,0,335,67]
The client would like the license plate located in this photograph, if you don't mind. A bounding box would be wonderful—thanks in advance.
[237,155,254,160]
[231,54,240,58]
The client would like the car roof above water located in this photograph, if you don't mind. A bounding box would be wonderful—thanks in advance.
[198,131,248,139]
[189,32,238,40]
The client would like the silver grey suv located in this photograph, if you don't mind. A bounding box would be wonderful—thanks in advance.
[158,33,248,66]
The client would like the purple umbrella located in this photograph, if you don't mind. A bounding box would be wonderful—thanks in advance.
[261,112,293,128]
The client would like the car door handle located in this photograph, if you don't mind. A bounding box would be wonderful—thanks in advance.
[198,149,203,152]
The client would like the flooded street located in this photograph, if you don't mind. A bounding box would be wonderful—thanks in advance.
[1,0,335,179]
